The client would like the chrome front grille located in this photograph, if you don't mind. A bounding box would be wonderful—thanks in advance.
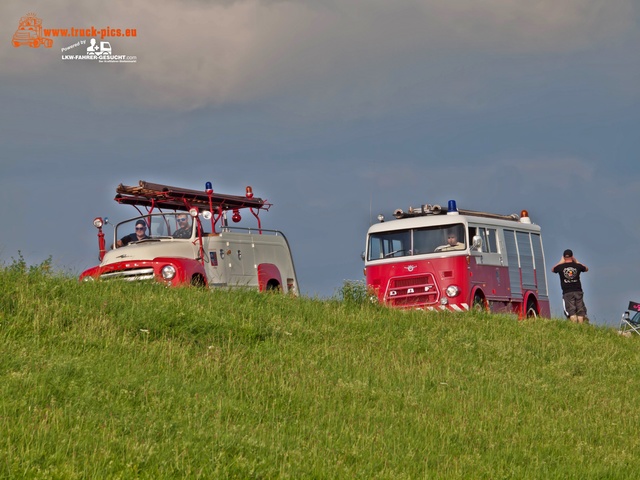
[100,268,154,281]
[386,274,439,307]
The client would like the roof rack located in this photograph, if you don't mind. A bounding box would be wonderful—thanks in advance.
[393,204,520,222]
[114,180,269,212]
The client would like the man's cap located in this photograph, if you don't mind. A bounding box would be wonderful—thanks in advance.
[135,220,146,227]
[563,249,573,258]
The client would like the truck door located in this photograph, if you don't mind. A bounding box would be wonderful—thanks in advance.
[224,236,256,287]
[470,225,510,298]
[202,237,229,287]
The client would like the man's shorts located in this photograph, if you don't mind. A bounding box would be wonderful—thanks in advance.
[563,291,587,317]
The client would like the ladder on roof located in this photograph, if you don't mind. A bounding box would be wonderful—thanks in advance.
[114,180,269,212]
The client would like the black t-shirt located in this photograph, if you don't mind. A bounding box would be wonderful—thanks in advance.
[552,261,587,293]
[120,233,148,246]
[172,227,191,239]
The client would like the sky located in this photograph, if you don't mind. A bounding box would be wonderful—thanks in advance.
[1,0,639,326]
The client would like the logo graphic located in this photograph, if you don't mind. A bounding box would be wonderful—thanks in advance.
[61,38,137,63]
[86,38,111,57]
[404,265,418,272]
[12,13,138,63]
[12,12,53,48]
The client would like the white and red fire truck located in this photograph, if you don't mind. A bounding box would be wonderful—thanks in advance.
[80,181,299,294]
[363,200,550,318]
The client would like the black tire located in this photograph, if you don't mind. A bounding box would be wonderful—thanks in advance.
[472,292,487,312]
[191,275,206,287]
[526,299,538,318]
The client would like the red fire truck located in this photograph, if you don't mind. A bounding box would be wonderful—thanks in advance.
[80,180,299,294]
[363,200,550,318]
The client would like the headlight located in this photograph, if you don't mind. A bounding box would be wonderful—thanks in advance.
[93,217,103,228]
[82,276,95,282]
[161,265,176,280]
[445,285,460,298]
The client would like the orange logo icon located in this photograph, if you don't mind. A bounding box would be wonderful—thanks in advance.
[12,13,53,48]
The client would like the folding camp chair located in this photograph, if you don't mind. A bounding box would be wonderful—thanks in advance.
[619,301,640,336]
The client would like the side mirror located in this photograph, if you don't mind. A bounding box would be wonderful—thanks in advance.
[361,251,366,261]
[623,311,630,321]
[472,235,483,251]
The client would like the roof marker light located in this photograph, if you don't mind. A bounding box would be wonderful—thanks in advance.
[520,210,531,224]
[246,186,254,199]
[447,200,459,215]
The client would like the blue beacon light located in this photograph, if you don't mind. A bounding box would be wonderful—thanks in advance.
[447,200,459,215]
[205,181,213,194]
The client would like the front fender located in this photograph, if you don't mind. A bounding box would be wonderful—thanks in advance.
[153,257,207,286]
[79,265,101,281]
[79,257,207,286]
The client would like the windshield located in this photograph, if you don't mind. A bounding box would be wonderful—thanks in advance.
[114,213,196,247]
[367,223,466,261]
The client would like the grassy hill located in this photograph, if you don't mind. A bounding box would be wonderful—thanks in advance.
[2,258,639,479]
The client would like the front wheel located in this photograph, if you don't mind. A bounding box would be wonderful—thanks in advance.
[472,292,487,312]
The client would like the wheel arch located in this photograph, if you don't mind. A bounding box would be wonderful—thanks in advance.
[470,287,488,312]
[523,292,539,318]
[257,263,283,293]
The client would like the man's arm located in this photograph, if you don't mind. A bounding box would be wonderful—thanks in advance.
[119,235,132,247]
[552,257,566,272]
[571,257,588,272]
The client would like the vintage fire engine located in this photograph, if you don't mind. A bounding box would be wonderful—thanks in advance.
[363,200,550,318]
[80,180,299,294]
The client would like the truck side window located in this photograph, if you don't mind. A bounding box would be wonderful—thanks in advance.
[472,227,498,254]
[485,228,498,253]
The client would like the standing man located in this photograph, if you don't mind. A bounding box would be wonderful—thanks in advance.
[552,249,589,323]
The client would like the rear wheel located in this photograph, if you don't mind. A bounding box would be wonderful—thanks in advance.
[266,280,281,292]
[526,299,538,318]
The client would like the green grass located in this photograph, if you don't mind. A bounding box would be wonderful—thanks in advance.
[1,258,640,479]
